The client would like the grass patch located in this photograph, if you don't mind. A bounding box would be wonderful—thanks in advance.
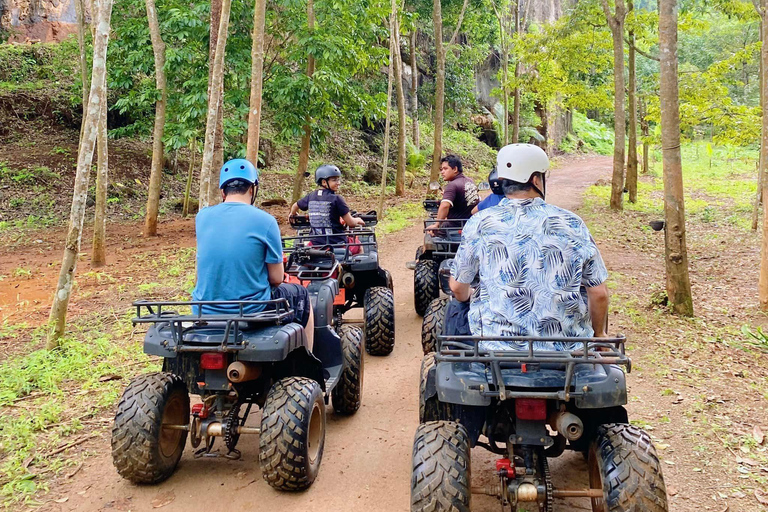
[378,202,424,234]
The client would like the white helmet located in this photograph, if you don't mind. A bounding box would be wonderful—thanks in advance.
[496,144,549,183]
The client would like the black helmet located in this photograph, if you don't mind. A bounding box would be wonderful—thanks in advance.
[488,166,503,195]
[315,164,342,185]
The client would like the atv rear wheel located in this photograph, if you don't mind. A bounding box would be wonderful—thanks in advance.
[259,376,326,491]
[111,372,189,484]
[421,297,448,354]
[411,421,471,512]
[419,353,453,423]
[414,259,438,316]
[364,286,395,356]
[332,325,364,415]
[588,423,668,512]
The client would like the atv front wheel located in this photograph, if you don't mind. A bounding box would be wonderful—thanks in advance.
[414,259,438,317]
[259,376,326,491]
[111,372,189,484]
[411,421,471,512]
[332,325,364,415]
[364,286,395,356]
[588,423,668,512]
[421,297,448,354]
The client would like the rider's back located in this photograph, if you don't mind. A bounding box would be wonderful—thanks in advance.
[193,202,283,314]
[452,197,608,351]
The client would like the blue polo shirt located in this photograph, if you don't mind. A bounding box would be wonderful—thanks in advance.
[476,193,504,211]
[192,202,283,314]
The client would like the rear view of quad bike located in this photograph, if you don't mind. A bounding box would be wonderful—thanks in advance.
[112,251,363,492]
[411,333,668,512]
[285,211,395,356]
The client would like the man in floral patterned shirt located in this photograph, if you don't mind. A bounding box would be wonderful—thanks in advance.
[449,144,610,351]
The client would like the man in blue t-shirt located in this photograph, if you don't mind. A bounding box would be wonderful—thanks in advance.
[471,167,504,214]
[193,159,313,346]
[289,164,364,246]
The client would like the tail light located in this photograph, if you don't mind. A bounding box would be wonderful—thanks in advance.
[200,352,227,370]
[515,398,547,421]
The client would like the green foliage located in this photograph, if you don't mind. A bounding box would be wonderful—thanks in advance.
[562,112,614,155]
[0,40,80,97]
[378,201,424,234]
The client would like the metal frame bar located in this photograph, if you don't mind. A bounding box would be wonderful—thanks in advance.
[132,299,293,351]
[435,334,630,401]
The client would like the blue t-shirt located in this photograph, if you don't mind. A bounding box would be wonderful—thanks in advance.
[476,193,503,211]
[192,202,283,314]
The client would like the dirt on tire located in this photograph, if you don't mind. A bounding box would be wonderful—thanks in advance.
[363,286,395,356]
[331,325,364,415]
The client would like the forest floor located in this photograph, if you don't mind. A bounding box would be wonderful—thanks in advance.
[2,153,768,512]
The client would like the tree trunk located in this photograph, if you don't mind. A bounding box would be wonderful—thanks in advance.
[144,0,167,236]
[659,0,694,316]
[410,30,420,149]
[394,18,406,196]
[47,0,114,348]
[758,1,768,308]
[91,84,108,266]
[246,0,268,166]
[601,0,627,210]
[74,0,88,140]
[429,0,444,183]
[627,0,638,203]
[511,0,521,144]
[292,0,315,204]
[641,97,650,174]
[183,140,196,217]
[199,0,232,210]
[379,0,396,215]
[492,0,509,146]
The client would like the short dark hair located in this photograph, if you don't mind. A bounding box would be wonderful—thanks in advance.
[440,154,463,174]
[222,179,253,197]
[500,172,544,196]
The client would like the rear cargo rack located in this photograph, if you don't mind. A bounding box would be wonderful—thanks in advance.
[422,219,468,257]
[282,228,378,264]
[132,299,293,352]
[436,334,630,402]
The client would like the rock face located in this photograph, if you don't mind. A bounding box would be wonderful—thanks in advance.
[1,0,87,42]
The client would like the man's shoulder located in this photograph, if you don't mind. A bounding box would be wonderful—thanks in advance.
[541,202,586,226]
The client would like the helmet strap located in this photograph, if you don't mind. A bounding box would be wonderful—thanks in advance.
[250,184,258,205]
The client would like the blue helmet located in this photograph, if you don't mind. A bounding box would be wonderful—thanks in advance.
[219,159,259,189]
[315,164,341,185]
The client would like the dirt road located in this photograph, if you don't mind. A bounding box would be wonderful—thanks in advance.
[46,155,612,512]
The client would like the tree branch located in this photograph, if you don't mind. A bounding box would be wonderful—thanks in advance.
[449,0,470,45]
[751,0,763,17]
[625,37,659,61]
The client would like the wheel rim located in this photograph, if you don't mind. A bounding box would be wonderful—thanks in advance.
[307,400,323,464]
[160,392,187,459]
[588,444,607,512]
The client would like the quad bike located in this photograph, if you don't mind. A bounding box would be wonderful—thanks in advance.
[111,248,363,491]
[284,211,395,356]
[412,331,668,512]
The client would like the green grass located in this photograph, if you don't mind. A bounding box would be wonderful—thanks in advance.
[561,112,615,155]
[583,142,758,229]
[378,202,424,234]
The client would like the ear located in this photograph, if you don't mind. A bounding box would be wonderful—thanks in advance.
[220,189,226,201]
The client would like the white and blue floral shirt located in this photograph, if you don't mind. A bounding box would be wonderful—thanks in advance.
[451,197,608,351]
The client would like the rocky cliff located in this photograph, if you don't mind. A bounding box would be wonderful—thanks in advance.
[1,0,87,42]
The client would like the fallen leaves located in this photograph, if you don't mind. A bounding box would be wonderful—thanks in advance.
[151,490,175,509]
[755,489,768,506]
[753,425,764,445]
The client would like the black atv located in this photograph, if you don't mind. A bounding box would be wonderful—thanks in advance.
[285,211,395,356]
[111,248,363,492]
[412,332,668,512]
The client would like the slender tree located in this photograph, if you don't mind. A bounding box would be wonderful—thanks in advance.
[754,0,768,308]
[600,0,628,210]
[182,139,196,217]
[199,0,232,210]
[491,0,510,145]
[379,0,397,215]
[90,0,108,266]
[143,0,168,236]
[48,0,115,348]
[429,0,445,183]
[292,0,316,203]
[626,0,638,203]
[430,0,469,182]
[394,17,407,196]
[410,29,420,149]
[74,0,88,140]
[246,0,268,166]
[512,0,531,143]
[208,0,225,206]
[659,0,693,316]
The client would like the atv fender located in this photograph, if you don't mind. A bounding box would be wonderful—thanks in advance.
[573,364,628,409]
[435,361,492,407]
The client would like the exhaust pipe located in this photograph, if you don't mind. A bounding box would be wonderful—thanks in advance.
[340,271,355,289]
[550,411,584,441]
[227,361,262,383]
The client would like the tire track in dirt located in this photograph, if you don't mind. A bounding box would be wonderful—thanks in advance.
[44,154,612,512]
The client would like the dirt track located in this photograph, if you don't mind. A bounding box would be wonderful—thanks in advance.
[44,155,613,512]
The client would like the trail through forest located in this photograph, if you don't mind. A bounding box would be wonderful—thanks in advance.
[11,153,756,512]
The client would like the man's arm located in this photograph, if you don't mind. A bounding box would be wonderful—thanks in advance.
[586,283,609,337]
[289,202,300,217]
[449,278,472,302]
[267,262,284,287]
[342,212,365,227]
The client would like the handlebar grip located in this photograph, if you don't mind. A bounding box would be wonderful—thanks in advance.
[306,248,334,259]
